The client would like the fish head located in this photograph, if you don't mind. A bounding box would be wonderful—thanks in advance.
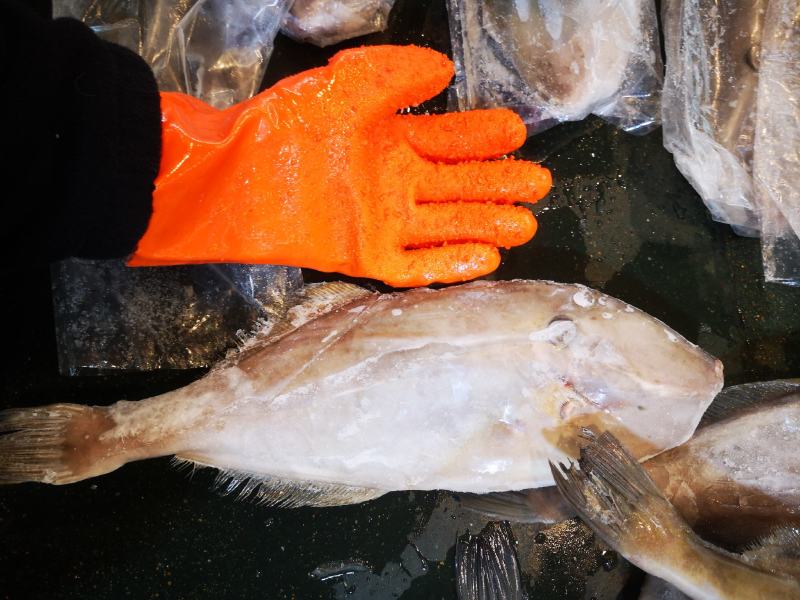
[522,283,724,461]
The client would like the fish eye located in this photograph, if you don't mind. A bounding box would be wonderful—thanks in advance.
[546,316,577,348]
[549,315,573,325]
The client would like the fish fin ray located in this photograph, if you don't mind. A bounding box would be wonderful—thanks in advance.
[455,521,525,600]
[218,282,376,368]
[699,380,800,428]
[457,488,572,524]
[550,432,685,548]
[742,526,800,578]
[0,404,121,485]
[176,460,386,507]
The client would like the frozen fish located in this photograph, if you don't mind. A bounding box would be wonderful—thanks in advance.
[448,0,662,134]
[661,0,766,236]
[463,381,800,546]
[282,0,395,47]
[551,432,800,599]
[0,280,722,506]
[646,380,800,546]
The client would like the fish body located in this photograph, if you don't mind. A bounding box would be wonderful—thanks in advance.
[647,383,800,546]
[0,280,722,505]
[551,433,800,600]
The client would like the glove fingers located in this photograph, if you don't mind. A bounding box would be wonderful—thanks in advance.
[328,45,453,116]
[397,109,527,163]
[403,203,537,249]
[417,159,552,204]
[383,244,501,287]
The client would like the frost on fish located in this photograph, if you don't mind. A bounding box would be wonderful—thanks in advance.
[0,280,722,506]
[646,383,800,546]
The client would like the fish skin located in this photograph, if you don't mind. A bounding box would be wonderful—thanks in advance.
[0,280,723,499]
[551,432,800,600]
[646,390,800,547]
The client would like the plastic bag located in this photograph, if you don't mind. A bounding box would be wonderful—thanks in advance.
[661,0,765,237]
[50,0,303,373]
[52,261,303,374]
[446,0,663,136]
[281,0,396,47]
[753,0,800,285]
[55,0,292,109]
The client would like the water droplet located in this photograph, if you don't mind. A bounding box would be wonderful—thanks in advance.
[600,549,618,571]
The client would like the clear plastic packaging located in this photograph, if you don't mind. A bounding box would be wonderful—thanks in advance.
[662,0,800,284]
[446,0,663,136]
[661,0,766,237]
[753,0,800,285]
[51,261,303,374]
[55,0,292,108]
[50,0,303,373]
[281,0,397,47]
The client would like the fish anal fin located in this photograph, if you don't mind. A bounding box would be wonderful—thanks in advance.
[742,526,800,578]
[173,458,386,508]
[457,488,572,524]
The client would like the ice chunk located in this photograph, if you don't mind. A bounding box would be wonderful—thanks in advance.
[447,0,662,135]
[281,0,396,47]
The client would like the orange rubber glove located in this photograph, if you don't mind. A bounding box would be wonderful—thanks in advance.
[129,45,552,287]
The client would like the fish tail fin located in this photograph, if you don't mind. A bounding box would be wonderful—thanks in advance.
[455,521,525,600]
[0,404,127,485]
[549,431,691,556]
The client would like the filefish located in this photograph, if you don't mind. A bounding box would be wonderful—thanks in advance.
[0,280,722,506]
[464,381,800,547]
[551,432,800,600]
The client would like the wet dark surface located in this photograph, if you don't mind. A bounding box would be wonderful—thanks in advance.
[1,0,799,598]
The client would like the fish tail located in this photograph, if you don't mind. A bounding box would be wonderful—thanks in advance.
[0,403,129,485]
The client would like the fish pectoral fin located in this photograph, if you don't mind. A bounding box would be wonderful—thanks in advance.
[455,521,525,600]
[741,527,800,579]
[173,458,386,508]
[549,431,683,550]
[456,487,572,524]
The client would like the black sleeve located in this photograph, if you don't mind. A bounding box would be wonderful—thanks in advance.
[1,0,161,263]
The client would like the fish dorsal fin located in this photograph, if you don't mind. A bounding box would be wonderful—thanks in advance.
[741,527,800,578]
[699,380,800,429]
[290,282,375,323]
[220,282,375,366]
[457,488,572,524]
[455,521,525,600]
[173,458,386,508]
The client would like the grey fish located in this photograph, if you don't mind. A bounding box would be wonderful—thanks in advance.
[551,432,800,599]
[0,280,722,506]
